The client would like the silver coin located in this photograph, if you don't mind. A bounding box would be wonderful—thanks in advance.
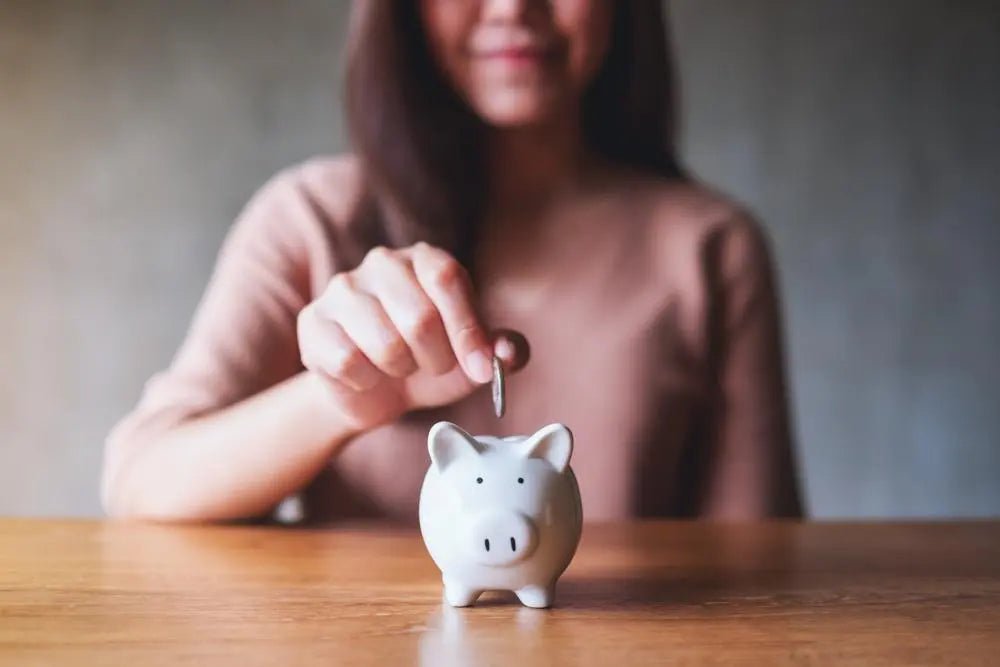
[491,355,506,418]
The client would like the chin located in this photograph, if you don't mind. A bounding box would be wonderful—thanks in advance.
[472,91,563,128]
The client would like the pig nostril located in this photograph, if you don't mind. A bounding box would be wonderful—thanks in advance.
[510,537,516,551]
[484,538,490,552]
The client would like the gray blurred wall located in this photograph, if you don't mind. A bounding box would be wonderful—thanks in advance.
[1,0,997,518]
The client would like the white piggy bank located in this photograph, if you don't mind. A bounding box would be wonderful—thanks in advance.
[418,421,583,608]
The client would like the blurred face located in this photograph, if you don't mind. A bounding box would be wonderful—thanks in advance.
[419,0,613,127]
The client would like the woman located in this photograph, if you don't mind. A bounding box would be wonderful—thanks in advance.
[102,0,802,523]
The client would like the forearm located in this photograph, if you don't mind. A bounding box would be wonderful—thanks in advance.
[699,436,781,520]
[696,215,803,520]
[102,372,359,522]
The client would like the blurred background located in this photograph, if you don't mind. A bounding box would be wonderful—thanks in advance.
[1,0,998,518]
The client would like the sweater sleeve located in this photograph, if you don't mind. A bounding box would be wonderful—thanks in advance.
[693,213,804,518]
[105,167,317,465]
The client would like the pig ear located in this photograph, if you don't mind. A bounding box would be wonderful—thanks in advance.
[517,423,573,473]
[428,421,483,471]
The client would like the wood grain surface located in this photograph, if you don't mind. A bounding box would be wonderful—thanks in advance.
[1,520,998,666]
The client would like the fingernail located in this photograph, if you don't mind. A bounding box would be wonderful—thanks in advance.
[464,349,493,384]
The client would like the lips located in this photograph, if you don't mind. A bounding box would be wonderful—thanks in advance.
[476,45,550,60]
[469,32,557,62]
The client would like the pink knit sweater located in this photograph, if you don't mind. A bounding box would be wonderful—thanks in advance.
[108,156,801,523]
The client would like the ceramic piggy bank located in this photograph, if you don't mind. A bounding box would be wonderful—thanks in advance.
[418,421,582,608]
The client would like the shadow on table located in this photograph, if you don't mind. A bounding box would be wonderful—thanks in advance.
[413,569,797,667]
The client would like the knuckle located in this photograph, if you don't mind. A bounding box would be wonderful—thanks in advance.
[428,256,465,290]
[322,274,357,316]
[374,336,412,368]
[296,305,318,347]
[363,245,394,267]
[401,306,439,341]
[326,272,354,297]
[296,304,311,334]
[413,241,451,269]
[327,346,366,379]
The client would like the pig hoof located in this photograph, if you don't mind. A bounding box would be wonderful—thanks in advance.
[515,585,554,609]
[443,580,481,607]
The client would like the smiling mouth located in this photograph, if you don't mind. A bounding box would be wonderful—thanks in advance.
[470,47,561,74]
[476,45,550,60]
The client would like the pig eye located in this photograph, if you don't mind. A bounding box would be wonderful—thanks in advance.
[517,477,524,484]
[476,477,483,484]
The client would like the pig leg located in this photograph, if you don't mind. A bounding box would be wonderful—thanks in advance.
[514,583,554,609]
[443,577,481,607]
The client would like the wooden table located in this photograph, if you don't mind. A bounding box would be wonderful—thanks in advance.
[1,520,998,665]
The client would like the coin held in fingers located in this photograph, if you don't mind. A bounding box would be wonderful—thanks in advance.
[491,355,505,419]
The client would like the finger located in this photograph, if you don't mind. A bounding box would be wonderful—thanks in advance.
[303,315,383,391]
[321,274,417,379]
[409,243,492,384]
[357,248,456,376]
[308,362,369,408]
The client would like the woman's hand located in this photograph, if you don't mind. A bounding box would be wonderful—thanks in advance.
[297,242,528,431]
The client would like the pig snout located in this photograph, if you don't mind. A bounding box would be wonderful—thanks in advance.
[466,511,538,566]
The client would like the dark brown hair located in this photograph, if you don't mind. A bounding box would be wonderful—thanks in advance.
[345,1,684,268]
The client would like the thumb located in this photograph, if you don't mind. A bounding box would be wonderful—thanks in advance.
[401,329,530,411]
